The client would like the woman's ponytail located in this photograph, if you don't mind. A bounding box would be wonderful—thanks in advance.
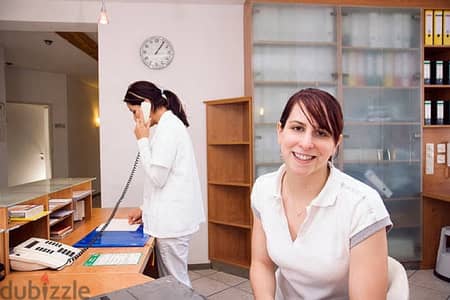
[164,90,189,127]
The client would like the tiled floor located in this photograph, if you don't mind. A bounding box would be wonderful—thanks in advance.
[190,269,450,299]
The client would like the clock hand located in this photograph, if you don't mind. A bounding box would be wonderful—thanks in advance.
[154,42,165,55]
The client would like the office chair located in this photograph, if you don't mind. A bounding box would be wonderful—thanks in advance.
[387,256,409,300]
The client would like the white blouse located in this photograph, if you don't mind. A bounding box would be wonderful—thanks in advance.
[137,110,205,238]
[251,164,392,300]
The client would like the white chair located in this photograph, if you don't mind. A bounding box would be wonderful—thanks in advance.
[387,256,409,300]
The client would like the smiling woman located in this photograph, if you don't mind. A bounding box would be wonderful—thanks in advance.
[250,88,393,300]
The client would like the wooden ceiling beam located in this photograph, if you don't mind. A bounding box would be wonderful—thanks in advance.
[56,32,98,61]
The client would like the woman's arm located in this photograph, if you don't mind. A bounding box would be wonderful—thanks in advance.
[349,228,388,300]
[137,138,170,188]
[250,213,277,300]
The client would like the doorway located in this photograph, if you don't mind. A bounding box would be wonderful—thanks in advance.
[7,102,52,186]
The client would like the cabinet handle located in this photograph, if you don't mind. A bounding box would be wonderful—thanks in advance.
[343,134,350,138]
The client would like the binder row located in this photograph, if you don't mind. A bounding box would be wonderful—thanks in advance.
[424,60,450,85]
[424,10,450,46]
[424,100,450,125]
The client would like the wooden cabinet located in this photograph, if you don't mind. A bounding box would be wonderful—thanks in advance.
[205,97,253,268]
[421,7,450,268]
[0,178,94,274]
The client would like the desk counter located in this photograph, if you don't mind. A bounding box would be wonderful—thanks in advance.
[0,208,154,299]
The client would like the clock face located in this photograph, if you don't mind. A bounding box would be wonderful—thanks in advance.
[140,36,174,70]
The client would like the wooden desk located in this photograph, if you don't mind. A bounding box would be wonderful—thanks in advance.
[0,208,155,299]
[422,192,450,269]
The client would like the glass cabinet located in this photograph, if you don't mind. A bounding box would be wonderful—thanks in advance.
[251,3,422,262]
[252,3,338,178]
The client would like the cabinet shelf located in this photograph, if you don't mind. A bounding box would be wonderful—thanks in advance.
[424,84,450,89]
[209,220,251,229]
[208,181,251,187]
[424,45,450,49]
[255,80,337,87]
[208,141,250,145]
[343,85,419,90]
[342,46,419,52]
[345,121,421,126]
[206,97,253,269]
[423,125,450,128]
[254,40,336,47]
[49,214,72,227]
[343,160,420,164]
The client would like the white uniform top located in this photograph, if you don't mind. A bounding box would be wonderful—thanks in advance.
[251,164,392,300]
[137,110,205,238]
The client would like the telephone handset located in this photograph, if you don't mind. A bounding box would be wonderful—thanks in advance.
[141,101,151,123]
[9,238,81,271]
[9,152,141,272]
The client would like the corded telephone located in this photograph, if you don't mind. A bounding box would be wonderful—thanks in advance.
[9,151,141,272]
[9,237,81,271]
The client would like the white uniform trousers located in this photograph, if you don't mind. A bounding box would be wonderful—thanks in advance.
[155,234,192,287]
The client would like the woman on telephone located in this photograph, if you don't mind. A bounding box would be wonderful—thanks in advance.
[124,81,205,287]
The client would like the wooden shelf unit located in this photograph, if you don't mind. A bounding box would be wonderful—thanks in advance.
[0,178,94,274]
[205,97,253,269]
[422,8,450,267]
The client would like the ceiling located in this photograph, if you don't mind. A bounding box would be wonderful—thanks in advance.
[0,0,245,88]
[0,30,99,87]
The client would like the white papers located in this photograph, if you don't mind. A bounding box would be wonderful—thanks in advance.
[96,218,139,232]
[426,143,434,175]
[84,253,142,266]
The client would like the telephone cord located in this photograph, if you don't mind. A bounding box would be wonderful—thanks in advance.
[59,152,141,269]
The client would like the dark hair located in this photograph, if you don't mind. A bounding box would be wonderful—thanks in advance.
[123,81,189,127]
[279,88,343,145]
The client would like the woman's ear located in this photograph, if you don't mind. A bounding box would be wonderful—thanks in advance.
[276,122,283,144]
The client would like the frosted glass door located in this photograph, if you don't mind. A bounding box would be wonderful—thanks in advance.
[341,7,421,262]
[252,3,337,178]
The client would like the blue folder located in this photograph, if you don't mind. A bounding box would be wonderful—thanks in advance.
[73,225,150,248]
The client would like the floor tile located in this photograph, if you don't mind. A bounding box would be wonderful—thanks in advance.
[208,287,253,300]
[409,270,450,294]
[192,277,229,297]
[207,272,247,286]
[235,280,253,294]
[193,269,218,277]
[409,284,449,300]
[189,270,203,281]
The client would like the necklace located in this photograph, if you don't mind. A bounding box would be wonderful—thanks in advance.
[281,174,308,218]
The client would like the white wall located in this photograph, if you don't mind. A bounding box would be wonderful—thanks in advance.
[67,77,100,193]
[99,2,244,264]
[0,48,7,187]
[5,68,69,178]
[0,0,245,264]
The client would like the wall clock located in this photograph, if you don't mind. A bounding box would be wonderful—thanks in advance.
[140,36,174,70]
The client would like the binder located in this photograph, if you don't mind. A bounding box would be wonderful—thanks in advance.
[434,10,443,45]
[425,10,434,45]
[424,60,431,84]
[424,100,431,125]
[73,225,150,248]
[436,60,444,84]
[444,10,450,45]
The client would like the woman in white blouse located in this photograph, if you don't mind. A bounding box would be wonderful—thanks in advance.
[250,88,392,299]
[124,81,205,288]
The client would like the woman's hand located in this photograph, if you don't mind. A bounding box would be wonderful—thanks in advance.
[128,208,143,224]
[134,111,150,139]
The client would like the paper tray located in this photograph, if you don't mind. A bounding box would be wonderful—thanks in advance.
[73,225,150,248]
